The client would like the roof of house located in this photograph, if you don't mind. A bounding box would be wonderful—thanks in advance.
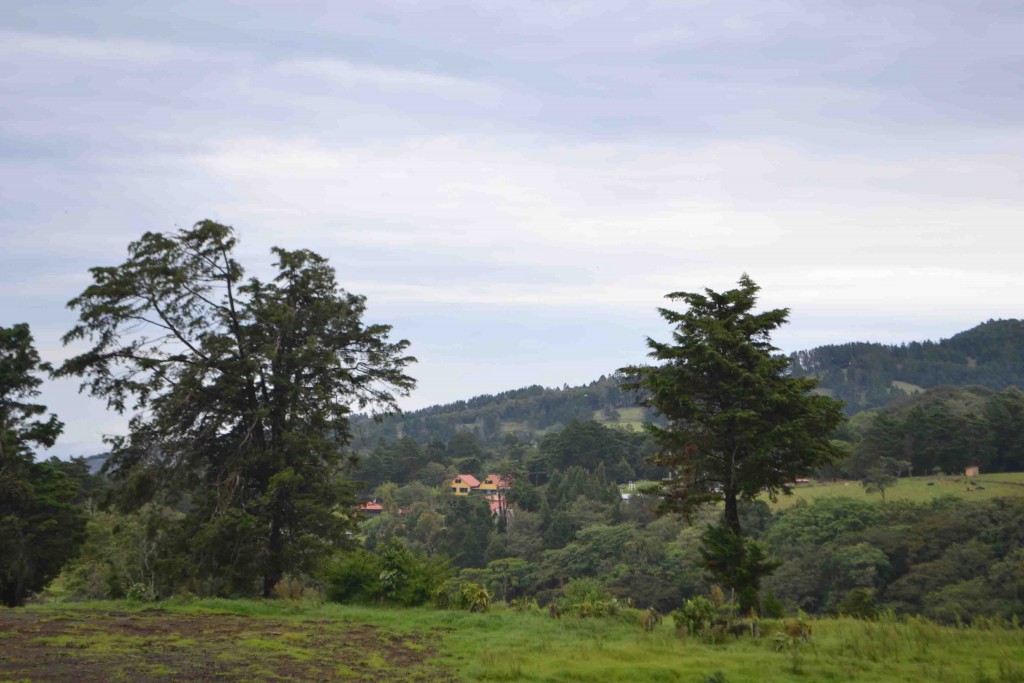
[359,502,383,511]
[483,474,510,489]
[485,494,507,514]
[452,474,480,488]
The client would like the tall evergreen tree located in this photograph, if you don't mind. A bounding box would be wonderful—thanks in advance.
[57,221,415,596]
[622,275,844,603]
[1,324,85,606]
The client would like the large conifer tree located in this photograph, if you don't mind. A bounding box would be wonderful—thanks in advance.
[59,221,415,596]
[622,275,844,605]
[1,324,85,606]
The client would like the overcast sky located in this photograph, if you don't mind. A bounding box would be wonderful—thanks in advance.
[3,1,1023,456]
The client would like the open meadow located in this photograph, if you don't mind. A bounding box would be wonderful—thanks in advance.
[768,472,1024,509]
[2,600,1023,682]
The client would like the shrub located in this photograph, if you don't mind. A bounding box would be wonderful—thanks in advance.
[460,583,492,612]
[673,596,717,636]
[125,582,155,603]
[761,591,785,618]
[324,549,383,604]
[272,576,321,602]
[324,540,449,607]
[837,588,877,619]
[59,506,182,600]
[556,578,620,618]
[641,607,663,632]
[433,580,492,612]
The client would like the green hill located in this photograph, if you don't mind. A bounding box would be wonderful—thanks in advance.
[788,319,1024,413]
[354,319,1024,449]
[351,373,651,450]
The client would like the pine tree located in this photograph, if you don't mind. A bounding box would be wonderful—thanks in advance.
[622,275,844,602]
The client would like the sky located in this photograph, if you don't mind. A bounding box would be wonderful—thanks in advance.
[2,1,1023,457]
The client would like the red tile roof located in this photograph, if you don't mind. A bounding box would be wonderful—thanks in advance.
[453,474,480,488]
[484,474,510,489]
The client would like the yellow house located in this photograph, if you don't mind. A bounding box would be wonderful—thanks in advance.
[478,474,510,493]
[450,474,480,495]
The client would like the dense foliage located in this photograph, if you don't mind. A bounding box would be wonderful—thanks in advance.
[352,374,640,449]
[621,275,844,609]
[762,496,1024,623]
[9,223,1024,625]
[0,324,86,606]
[790,319,1024,413]
[832,385,1024,480]
[56,221,415,597]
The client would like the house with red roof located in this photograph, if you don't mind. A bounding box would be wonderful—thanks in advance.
[478,474,510,494]
[485,493,509,517]
[450,474,480,496]
[358,501,383,517]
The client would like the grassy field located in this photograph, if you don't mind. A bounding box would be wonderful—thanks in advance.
[767,472,1024,509]
[592,406,647,430]
[3,600,1024,682]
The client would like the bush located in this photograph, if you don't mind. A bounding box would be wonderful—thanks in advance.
[837,588,877,619]
[59,506,183,600]
[324,549,383,604]
[761,591,785,618]
[673,596,717,636]
[272,576,321,602]
[434,580,492,612]
[556,578,620,618]
[125,582,155,603]
[324,540,449,607]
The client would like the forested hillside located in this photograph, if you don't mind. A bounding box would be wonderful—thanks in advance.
[351,319,1024,455]
[82,319,1024,484]
[789,319,1024,412]
[351,374,646,450]
[837,384,1024,478]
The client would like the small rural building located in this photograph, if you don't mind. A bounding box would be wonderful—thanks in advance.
[485,494,507,515]
[450,474,481,495]
[484,493,513,522]
[478,474,510,493]
[358,501,383,517]
[965,465,980,478]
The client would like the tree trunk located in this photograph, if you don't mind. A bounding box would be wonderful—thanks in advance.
[262,512,284,598]
[724,491,742,537]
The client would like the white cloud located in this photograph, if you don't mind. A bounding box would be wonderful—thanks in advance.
[170,133,1024,347]
[274,58,497,97]
[0,29,221,64]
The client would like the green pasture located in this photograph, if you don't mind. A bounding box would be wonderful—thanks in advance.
[5,600,1024,682]
[593,406,647,430]
[768,472,1024,509]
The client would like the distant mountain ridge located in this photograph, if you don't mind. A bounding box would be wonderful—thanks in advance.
[79,320,1024,461]
[354,319,1024,445]
[788,319,1024,413]
[351,374,643,449]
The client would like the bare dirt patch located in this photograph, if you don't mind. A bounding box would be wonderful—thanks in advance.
[0,608,456,682]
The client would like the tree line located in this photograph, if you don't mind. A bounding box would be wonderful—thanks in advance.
[5,221,1024,625]
[789,319,1024,413]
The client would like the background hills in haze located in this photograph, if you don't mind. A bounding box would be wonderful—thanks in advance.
[84,319,1024,480]
[353,319,1024,449]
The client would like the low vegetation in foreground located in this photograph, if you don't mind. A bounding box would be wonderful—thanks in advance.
[2,599,1024,682]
